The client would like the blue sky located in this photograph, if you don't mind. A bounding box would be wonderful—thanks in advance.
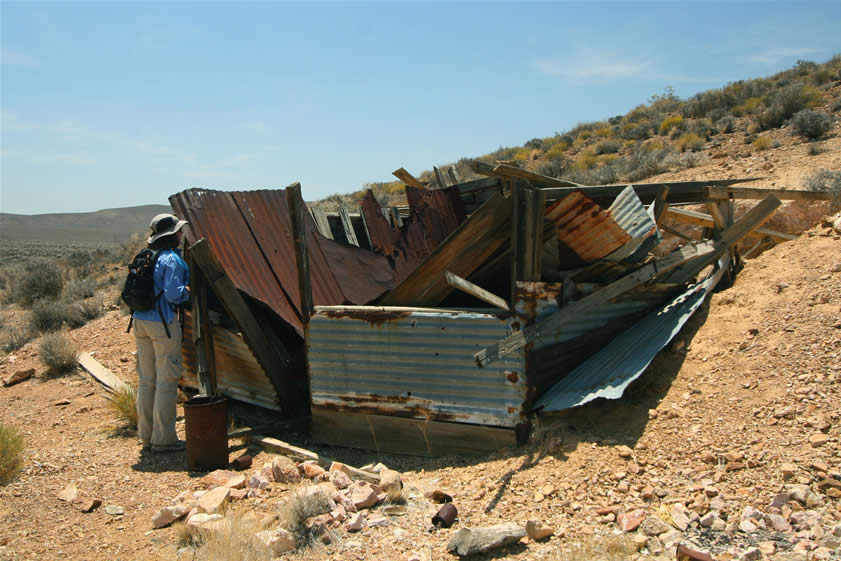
[2,1,840,215]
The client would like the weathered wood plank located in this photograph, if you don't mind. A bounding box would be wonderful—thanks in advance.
[311,207,333,239]
[447,166,460,186]
[310,408,517,457]
[665,207,796,242]
[189,238,303,416]
[493,163,580,188]
[475,241,717,367]
[392,167,426,189]
[445,271,510,311]
[380,192,513,307]
[287,183,313,324]
[652,185,670,225]
[338,204,359,246]
[78,352,131,393]
[705,185,831,201]
[433,166,447,188]
[251,433,379,482]
[540,178,762,205]
[510,180,545,304]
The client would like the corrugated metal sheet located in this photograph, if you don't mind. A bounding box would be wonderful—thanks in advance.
[170,188,396,337]
[535,255,728,412]
[603,185,662,262]
[181,314,280,411]
[545,191,632,263]
[307,306,527,427]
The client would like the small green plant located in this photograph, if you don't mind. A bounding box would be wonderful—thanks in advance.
[0,420,25,485]
[752,136,773,151]
[39,332,79,376]
[790,110,833,140]
[675,133,704,152]
[107,386,138,432]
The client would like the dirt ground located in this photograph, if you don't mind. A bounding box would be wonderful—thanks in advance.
[1,136,840,561]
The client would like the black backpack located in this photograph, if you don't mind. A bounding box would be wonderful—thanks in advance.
[122,249,171,337]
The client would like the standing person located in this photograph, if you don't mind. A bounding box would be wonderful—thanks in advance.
[133,213,191,453]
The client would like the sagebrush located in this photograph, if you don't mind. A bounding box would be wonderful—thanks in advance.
[0,420,25,485]
[39,332,79,376]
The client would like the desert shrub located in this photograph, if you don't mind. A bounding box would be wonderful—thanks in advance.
[107,386,138,432]
[39,332,79,376]
[29,299,68,333]
[17,260,63,307]
[755,83,822,131]
[524,138,542,150]
[573,130,593,146]
[658,115,684,135]
[190,512,273,561]
[754,103,788,131]
[623,143,679,182]
[831,98,841,113]
[675,133,704,152]
[0,420,25,485]
[567,162,619,186]
[512,147,531,161]
[811,67,833,85]
[620,120,655,140]
[594,126,614,138]
[717,116,736,134]
[733,97,763,116]
[0,326,35,354]
[571,149,599,171]
[790,110,832,140]
[63,249,96,278]
[536,158,568,179]
[690,118,715,139]
[594,140,621,155]
[63,296,104,328]
[807,142,827,156]
[803,168,841,210]
[118,233,148,264]
[544,141,570,160]
[279,488,334,548]
[63,278,97,301]
[752,136,773,151]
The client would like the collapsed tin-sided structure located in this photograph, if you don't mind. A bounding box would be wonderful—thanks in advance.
[171,161,826,455]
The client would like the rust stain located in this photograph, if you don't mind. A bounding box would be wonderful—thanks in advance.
[324,309,411,325]
[506,371,519,383]
[317,400,460,422]
[545,190,632,263]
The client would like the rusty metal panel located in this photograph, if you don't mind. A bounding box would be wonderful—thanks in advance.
[307,306,527,427]
[181,315,280,411]
[170,189,303,334]
[545,191,632,263]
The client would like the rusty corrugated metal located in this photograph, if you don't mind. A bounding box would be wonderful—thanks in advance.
[545,191,632,263]
[181,314,280,411]
[307,306,527,427]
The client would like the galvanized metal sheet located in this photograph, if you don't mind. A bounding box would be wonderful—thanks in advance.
[545,191,632,263]
[535,256,728,412]
[604,185,661,262]
[307,306,527,427]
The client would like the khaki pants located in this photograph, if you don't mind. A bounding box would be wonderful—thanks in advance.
[134,318,182,447]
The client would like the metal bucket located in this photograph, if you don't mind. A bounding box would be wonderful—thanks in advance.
[184,396,228,471]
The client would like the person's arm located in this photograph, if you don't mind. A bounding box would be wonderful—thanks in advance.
[160,254,190,305]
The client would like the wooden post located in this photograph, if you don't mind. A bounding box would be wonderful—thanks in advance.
[189,260,217,396]
[311,207,333,239]
[338,204,359,246]
[510,179,544,307]
[433,166,447,189]
[447,166,460,186]
[287,183,313,324]
[392,167,425,189]
[652,185,670,225]
[389,207,403,228]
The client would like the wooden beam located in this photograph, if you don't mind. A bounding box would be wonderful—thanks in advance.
[445,271,510,311]
[510,180,545,305]
[539,178,763,205]
[188,238,302,416]
[380,192,513,307]
[310,408,518,457]
[493,163,580,188]
[78,352,131,393]
[338,204,359,246]
[251,433,380,482]
[664,207,796,242]
[447,166,460,186]
[705,186,831,201]
[660,223,694,241]
[392,167,426,189]
[652,185,670,225]
[475,241,717,367]
[433,166,447,188]
[311,207,333,239]
[287,183,313,324]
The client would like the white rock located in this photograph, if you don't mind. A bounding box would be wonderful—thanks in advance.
[254,528,296,555]
[196,486,230,514]
[152,503,191,529]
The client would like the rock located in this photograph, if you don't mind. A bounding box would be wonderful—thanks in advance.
[345,512,366,532]
[229,488,248,500]
[790,510,821,531]
[766,513,791,532]
[781,463,799,479]
[186,513,224,536]
[231,454,252,471]
[525,520,554,540]
[617,445,633,458]
[739,547,762,561]
[367,516,390,528]
[3,368,34,387]
[349,481,380,510]
[57,483,79,502]
[271,456,301,484]
[447,524,527,557]
[104,505,124,516]
[640,516,671,536]
[299,461,328,480]
[329,462,355,478]
[54,398,71,406]
[675,543,714,561]
[425,489,453,503]
[254,528,296,555]
[699,512,718,528]
[77,498,102,513]
[330,504,347,523]
[247,473,270,490]
[379,468,403,494]
[641,486,655,500]
[196,486,230,514]
[670,504,691,531]
[153,503,191,528]
[787,484,811,504]
[305,513,335,536]
[655,487,669,498]
[758,541,776,556]
[772,553,807,561]
[330,469,353,490]
[617,509,646,532]
[809,434,829,447]
[202,470,244,489]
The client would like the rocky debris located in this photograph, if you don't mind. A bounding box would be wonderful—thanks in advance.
[379,468,403,494]
[299,461,328,481]
[676,543,715,561]
[57,483,79,503]
[617,509,646,532]
[201,470,245,489]
[196,486,229,515]
[76,498,102,513]
[247,472,270,490]
[271,455,301,484]
[345,511,366,532]
[3,368,34,387]
[447,523,526,557]
[104,505,124,516]
[230,454,252,471]
[152,502,191,529]
[185,513,225,538]
[349,481,381,510]
[424,489,453,503]
[329,469,352,490]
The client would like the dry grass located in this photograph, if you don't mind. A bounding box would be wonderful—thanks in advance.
[0,419,25,485]
[190,512,272,561]
[106,385,138,433]
[278,487,334,549]
[38,332,79,377]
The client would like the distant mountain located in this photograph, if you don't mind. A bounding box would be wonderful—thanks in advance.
[0,204,172,243]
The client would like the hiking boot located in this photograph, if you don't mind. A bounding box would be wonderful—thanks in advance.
[151,440,186,453]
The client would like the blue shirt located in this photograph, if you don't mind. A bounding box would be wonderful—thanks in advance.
[133,249,190,325]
